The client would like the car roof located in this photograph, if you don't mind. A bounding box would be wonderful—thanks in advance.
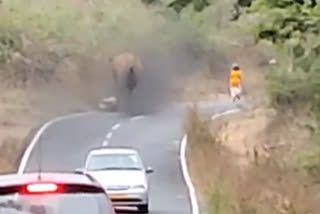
[0,172,99,187]
[88,147,138,156]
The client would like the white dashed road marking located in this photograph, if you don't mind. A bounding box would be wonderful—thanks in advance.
[111,123,121,131]
[106,132,113,139]
[102,116,146,146]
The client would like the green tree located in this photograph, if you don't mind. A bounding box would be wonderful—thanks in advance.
[236,0,320,45]
[141,0,210,13]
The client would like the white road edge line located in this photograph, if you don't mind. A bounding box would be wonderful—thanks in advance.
[180,135,199,214]
[180,108,241,214]
[130,115,144,121]
[17,112,99,175]
[211,109,241,120]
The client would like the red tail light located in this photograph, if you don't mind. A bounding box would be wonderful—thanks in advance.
[23,183,61,194]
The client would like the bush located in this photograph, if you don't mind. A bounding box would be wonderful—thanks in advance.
[209,188,233,214]
[0,0,187,53]
[267,67,320,110]
[299,149,320,182]
[0,30,22,63]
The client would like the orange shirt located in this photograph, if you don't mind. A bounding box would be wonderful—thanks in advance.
[230,77,241,87]
[229,69,243,87]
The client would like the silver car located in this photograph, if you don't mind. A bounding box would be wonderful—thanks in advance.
[82,147,154,213]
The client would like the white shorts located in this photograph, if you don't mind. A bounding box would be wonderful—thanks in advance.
[230,86,242,98]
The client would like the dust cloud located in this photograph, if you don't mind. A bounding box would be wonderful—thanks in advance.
[111,25,209,116]
[9,19,228,119]
[21,54,112,120]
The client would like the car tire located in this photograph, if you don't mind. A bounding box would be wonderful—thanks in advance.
[137,204,149,213]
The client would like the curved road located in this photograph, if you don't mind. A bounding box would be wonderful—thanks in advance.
[17,101,242,214]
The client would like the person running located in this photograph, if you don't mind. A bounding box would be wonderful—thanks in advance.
[229,63,243,101]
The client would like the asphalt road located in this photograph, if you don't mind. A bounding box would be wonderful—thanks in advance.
[18,101,241,214]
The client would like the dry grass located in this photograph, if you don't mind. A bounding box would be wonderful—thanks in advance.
[0,136,22,173]
[0,44,115,174]
[0,89,35,173]
[180,69,230,103]
[186,107,320,214]
[0,90,40,173]
[0,121,41,174]
[0,0,175,52]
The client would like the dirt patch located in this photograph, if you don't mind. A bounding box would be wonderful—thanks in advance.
[186,107,320,214]
[180,68,230,102]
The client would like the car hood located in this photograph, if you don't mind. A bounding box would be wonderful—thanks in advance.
[87,170,147,187]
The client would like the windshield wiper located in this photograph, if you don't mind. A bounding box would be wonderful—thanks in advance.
[119,167,142,170]
[89,167,123,171]
[90,167,142,171]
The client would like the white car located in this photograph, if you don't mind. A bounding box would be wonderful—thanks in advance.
[0,172,116,214]
[81,147,154,213]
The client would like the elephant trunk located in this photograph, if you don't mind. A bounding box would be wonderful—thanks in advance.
[126,66,137,93]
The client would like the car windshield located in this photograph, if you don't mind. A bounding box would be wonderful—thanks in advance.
[0,193,112,214]
[86,153,144,171]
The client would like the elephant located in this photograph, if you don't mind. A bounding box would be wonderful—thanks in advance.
[109,52,144,113]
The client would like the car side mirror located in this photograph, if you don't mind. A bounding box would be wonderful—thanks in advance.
[146,167,154,174]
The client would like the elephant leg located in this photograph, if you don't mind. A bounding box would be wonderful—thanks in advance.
[116,84,131,114]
